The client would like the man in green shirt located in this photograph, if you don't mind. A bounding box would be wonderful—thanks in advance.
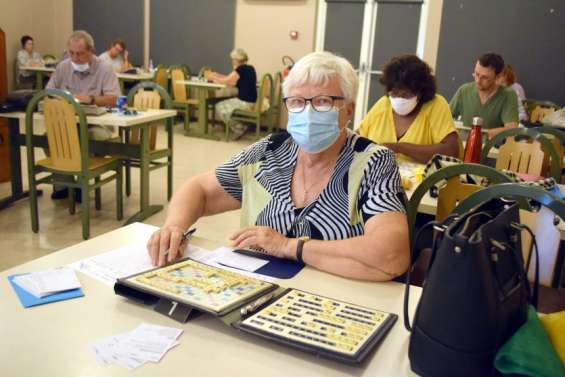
[450,52,519,139]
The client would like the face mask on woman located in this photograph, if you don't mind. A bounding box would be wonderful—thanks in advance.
[287,106,341,154]
[390,96,418,116]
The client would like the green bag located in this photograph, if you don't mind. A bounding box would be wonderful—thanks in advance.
[495,306,565,377]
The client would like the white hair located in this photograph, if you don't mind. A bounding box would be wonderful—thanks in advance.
[230,48,248,63]
[283,51,358,102]
[68,30,95,51]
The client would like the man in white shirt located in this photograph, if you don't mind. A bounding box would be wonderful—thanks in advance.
[98,39,132,73]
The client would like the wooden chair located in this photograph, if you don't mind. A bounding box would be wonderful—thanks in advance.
[481,128,561,181]
[25,89,123,240]
[153,64,169,94]
[124,82,174,200]
[530,106,556,123]
[524,99,560,122]
[535,127,565,182]
[436,176,482,222]
[270,72,283,131]
[230,73,273,140]
[170,65,198,131]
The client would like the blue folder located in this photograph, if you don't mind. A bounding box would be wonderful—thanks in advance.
[8,274,84,308]
[233,249,305,279]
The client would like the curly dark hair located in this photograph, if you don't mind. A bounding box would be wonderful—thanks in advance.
[21,35,33,48]
[379,55,436,104]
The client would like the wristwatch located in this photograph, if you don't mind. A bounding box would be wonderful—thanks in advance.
[296,236,310,264]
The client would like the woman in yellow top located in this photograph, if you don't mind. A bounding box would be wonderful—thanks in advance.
[358,55,462,163]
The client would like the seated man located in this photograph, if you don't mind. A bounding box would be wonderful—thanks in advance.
[450,52,519,139]
[358,55,461,164]
[99,39,133,73]
[46,30,121,199]
[147,52,409,282]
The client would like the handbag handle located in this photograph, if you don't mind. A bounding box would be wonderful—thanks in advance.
[403,216,455,332]
[511,222,540,308]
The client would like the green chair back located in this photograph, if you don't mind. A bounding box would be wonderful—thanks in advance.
[481,128,562,181]
[406,163,513,253]
[453,183,565,221]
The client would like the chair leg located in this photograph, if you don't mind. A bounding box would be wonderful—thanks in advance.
[81,181,90,240]
[95,177,101,210]
[124,130,131,197]
[256,118,261,140]
[29,174,39,233]
[69,185,76,215]
[116,168,123,221]
[184,107,190,131]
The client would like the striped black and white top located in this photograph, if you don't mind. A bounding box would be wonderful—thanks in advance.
[215,131,405,241]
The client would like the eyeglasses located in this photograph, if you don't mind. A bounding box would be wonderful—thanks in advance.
[283,95,344,113]
[472,72,494,82]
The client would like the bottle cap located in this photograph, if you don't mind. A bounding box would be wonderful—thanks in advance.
[472,117,483,126]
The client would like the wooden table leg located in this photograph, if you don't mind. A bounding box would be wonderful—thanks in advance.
[183,87,218,140]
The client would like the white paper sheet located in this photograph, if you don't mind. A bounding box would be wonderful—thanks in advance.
[89,323,182,370]
[13,267,81,298]
[214,250,269,272]
[69,243,211,286]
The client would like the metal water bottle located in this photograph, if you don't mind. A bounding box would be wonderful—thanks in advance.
[463,117,483,163]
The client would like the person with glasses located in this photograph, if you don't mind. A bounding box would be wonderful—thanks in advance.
[449,52,519,138]
[147,51,409,282]
[16,35,45,89]
[358,55,462,163]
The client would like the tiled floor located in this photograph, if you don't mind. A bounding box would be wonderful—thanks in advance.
[0,121,254,271]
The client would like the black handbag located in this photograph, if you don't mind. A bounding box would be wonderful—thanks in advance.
[403,198,539,377]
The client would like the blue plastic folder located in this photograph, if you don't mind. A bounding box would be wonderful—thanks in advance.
[233,249,305,279]
[8,274,84,308]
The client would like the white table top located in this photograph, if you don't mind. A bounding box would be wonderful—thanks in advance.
[19,66,55,73]
[0,223,420,376]
[116,72,154,80]
[177,79,227,89]
[0,109,177,128]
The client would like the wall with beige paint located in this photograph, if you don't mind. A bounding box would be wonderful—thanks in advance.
[234,0,318,78]
[0,0,73,91]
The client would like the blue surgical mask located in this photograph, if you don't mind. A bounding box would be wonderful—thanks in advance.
[287,106,341,153]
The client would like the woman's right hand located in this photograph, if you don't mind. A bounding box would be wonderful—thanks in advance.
[147,225,187,266]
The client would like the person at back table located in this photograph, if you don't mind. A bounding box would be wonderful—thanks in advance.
[16,35,44,89]
[358,55,461,164]
[99,39,133,73]
[450,52,519,139]
[46,30,121,200]
[498,64,528,122]
[205,48,258,140]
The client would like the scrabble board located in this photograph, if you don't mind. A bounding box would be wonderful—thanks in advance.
[237,289,397,364]
[121,259,276,316]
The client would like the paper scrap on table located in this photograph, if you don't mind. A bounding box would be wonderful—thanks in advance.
[89,323,182,370]
[69,242,210,286]
[12,267,81,298]
[206,247,275,282]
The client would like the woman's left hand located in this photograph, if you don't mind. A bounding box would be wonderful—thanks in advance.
[229,226,293,259]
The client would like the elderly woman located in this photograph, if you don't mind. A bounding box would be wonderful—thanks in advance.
[16,35,44,89]
[148,52,409,281]
[205,48,258,139]
[358,55,461,163]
